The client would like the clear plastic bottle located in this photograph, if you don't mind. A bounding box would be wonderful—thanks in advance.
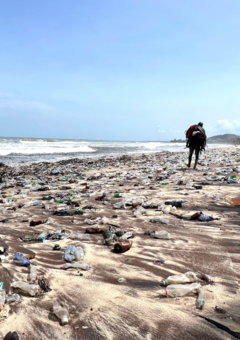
[6,293,20,303]
[56,226,62,233]
[162,271,198,286]
[161,282,201,297]
[149,217,169,224]
[12,281,39,296]
[61,262,91,270]
[118,232,132,241]
[75,247,84,262]
[70,233,91,241]
[15,252,30,267]
[150,231,170,239]
[0,289,6,306]
[64,245,76,262]
[30,265,37,282]
[196,289,206,309]
[0,255,7,262]
[53,300,69,325]
[145,210,161,216]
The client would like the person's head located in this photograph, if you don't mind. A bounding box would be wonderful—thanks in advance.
[198,122,203,127]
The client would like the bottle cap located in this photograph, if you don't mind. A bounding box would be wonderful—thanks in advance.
[61,316,69,325]
[162,279,168,286]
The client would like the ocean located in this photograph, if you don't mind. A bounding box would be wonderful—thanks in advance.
[0,137,231,164]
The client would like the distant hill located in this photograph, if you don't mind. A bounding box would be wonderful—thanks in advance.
[207,134,240,144]
[170,134,240,144]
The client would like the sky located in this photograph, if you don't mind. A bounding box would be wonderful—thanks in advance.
[0,0,240,141]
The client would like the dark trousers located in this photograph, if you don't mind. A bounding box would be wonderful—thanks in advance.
[188,146,201,169]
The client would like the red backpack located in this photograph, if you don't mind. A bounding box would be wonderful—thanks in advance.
[186,125,196,139]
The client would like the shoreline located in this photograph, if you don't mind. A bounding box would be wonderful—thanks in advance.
[3,144,237,168]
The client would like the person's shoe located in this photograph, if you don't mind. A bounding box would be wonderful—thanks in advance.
[3,332,19,340]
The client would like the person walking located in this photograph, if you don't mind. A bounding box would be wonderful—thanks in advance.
[186,122,207,169]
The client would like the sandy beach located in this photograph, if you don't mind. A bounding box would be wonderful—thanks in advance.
[0,148,239,340]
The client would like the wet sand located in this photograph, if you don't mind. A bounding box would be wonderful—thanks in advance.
[0,149,239,340]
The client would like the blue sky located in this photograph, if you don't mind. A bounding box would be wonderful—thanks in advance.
[0,0,240,141]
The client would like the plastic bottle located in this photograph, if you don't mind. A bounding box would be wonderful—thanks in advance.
[0,255,7,262]
[64,245,76,262]
[114,240,132,253]
[0,289,6,306]
[75,247,84,262]
[56,226,62,233]
[12,281,39,296]
[38,231,50,242]
[70,233,91,241]
[145,210,161,216]
[30,265,37,282]
[61,262,91,270]
[196,289,206,309]
[118,231,132,241]
[0,246,7,254]
[149,217,169,224]
[150,231,170,239]
[104,233,117,245]
[162,271,198,286]
[53,300,69,325]
[6,293,20,303]
[15,252,30,267]
[161,282,201,297]
[198,214,211,222]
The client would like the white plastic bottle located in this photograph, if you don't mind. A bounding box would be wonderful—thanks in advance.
[12,281,39,296]
[150,231,170,239]
[162,271,198,286]
[196,289,206,309]
[75,247,84,262]
[30,265,37,282]
[53,300,69,325]
[161,282,201,297]
[61,262,91,270]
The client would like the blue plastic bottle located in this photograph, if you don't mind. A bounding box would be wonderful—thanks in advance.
[15,252,30,267]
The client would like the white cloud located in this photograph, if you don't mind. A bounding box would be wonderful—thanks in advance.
[215,119,240,131]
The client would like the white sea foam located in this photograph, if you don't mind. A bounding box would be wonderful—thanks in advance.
[0,139,96,156]
[0,137,233,163]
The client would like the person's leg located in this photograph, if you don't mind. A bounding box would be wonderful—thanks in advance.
[188,147,194,167]
[194,146,200,169]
